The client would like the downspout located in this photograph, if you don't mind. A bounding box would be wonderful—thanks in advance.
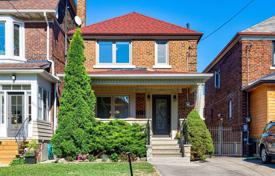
[44,12,58,131]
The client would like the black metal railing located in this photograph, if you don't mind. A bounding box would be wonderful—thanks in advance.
[179,119,189,156]
[15,117,29,147]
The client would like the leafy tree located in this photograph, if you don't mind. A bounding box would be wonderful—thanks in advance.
[52,29,96,159]
[186,110,214,160]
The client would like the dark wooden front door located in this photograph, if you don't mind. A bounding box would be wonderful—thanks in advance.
[152,95,171,135]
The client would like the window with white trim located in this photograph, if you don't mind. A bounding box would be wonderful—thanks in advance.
[214,69,221,89]
[38,87,49,121]
[228,99,233,119]
[154,41,170,68]
[96,95,129,119]
[0,92,4,124]
[0,16,24,60]
[97,41,131,66]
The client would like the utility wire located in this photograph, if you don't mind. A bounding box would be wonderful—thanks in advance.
[201,0,256,41]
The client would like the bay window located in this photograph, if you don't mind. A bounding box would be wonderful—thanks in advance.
[0,16,24,60]
[38,87,49,121]
[96,41,132,68]
[96,96,129,119]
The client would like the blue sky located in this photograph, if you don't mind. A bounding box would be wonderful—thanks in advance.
[85,0,274,72]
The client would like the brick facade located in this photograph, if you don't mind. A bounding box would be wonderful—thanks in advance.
[178,89,194,119]
[136,93,146,118]
[83,40,198,72]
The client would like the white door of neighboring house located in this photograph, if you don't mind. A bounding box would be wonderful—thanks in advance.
[7,92,25,137]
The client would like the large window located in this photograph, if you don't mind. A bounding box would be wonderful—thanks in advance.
[228,99,233,119]
[14,24,20,56]
[97,41,130,65]
[0,22,5,55]
[96,96,129,119]
[38,87,49,121]
[154,41,170,68]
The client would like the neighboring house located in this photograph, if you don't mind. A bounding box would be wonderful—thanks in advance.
[204,16,275,156]
[66,1,212,158]
[0,0,76,164]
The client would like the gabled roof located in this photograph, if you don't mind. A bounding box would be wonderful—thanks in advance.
[204,16,275,73]
[0,0,59,10]
[73,12,202,36]
[243,16,275,33]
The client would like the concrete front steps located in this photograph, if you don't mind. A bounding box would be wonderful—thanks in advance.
[0,140,19,165]
[151,137,182,157]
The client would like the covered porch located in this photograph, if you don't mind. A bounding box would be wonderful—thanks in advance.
[90,70,212,139]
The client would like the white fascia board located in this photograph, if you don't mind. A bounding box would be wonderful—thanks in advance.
[0,69,59,83]
[57,73,213,80]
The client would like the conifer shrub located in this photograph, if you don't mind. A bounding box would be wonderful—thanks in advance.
[186,110,214,160]
[52,28,96,159]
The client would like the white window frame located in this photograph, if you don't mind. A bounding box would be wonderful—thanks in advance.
[96,95,130,119]
[38,87,50,122]
[153,41,171,69]
[228,99,233,119]
[0,16,25,62]
[214,69,221,89]
[94,41,135,68]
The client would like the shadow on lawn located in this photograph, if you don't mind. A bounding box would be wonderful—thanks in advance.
[243,158,275,170]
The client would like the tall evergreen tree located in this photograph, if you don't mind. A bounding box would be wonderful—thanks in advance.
[52,29,96,158]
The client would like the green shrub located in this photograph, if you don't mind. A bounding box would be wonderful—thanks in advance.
[186,110,214,160]
[52,28,96,159]
[10,157,25,166]
[89,120,147,158]
[88,155,96,162]
[110,153,119,162]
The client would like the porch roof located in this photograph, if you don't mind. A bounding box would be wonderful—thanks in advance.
[243,73,275,91]
[58,70,213,85]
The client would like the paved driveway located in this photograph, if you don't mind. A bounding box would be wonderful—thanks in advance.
[153,157,275,176]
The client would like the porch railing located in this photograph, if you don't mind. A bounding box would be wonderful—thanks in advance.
[15,117,29,148]
[179,118,189,156]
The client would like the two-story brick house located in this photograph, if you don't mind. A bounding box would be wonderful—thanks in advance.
[204,16,275,156]
[66,1,212,158]
[0,0,76,164]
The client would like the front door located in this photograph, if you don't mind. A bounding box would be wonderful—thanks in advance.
[152,95,171,135]
[7,92,25,137]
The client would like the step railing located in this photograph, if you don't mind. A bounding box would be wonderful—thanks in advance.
[179,118,189,156]
[15,117,29,148]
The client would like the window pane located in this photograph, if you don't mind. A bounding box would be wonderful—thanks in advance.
[0,93,4,124]
[43,90,48,121]
[22,85,31,90]
[14,24,20,56]
[157,41,167,64]
[2,85,11,90]
[116,42,130,63]
[99,42,112,63]
[0,22,5,55]
[115,96,129,118]
[273,41,275,66]
[38,88,43,120]
[27,93,31,120]
[96,97,111,119]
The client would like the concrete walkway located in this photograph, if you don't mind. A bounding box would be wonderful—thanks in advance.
[151,157,275,176]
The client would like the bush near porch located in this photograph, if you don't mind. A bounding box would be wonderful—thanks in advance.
[186,110,214,160]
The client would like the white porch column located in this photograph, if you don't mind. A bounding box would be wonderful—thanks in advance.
[195,83,205,119]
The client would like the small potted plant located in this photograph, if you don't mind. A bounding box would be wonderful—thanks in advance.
[24,140,38,164]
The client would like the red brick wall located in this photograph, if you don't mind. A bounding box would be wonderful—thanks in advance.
[178,89,194,119]
[136,93,146,118]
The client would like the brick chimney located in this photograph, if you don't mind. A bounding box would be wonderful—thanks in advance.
[77,0,86,26]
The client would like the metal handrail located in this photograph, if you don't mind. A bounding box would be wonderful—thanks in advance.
[15,117,29,147]
[180,118,189,156]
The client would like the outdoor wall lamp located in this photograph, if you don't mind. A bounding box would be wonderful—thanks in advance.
[147,95,151,100]
[173,95,177,100]
[12,74,16,82]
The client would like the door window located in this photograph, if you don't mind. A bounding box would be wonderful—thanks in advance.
[11,94,23,124]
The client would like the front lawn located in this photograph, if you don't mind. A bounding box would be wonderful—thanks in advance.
[0,162,158,176]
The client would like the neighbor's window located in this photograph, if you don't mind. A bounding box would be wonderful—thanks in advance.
[228,99,233,119]
[0,92,4,124]
[272,41,275,66]
[96,96,130,119]
[0,22,5,55]
[98,41,130,64]
[38,87,49,121]
[156,41,168,65]
[14,24,20,56]
[214,69,221,89]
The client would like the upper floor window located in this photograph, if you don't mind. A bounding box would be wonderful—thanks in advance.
[214,69,221,89]
[154,41,170,68]
[0,16,24,61]
[96,41,133,68]
[272,41,275,66]
[228,99,233,119]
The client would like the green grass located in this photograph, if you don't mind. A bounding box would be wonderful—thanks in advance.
[0,162,158,176]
